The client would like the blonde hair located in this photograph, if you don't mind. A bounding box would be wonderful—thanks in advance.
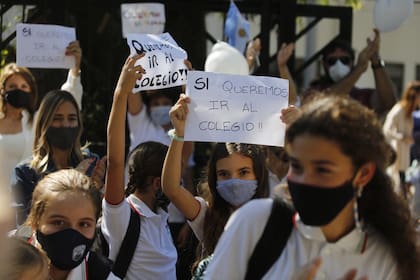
[400,80,420,118]
[30,90,85,173]
[26,169,101,229]
[0,63,38,123]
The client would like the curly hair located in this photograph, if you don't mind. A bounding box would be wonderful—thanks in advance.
[286,96,420,280]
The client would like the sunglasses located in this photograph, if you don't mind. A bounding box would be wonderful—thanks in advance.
[325,56,352,66]
[411,85,420,92]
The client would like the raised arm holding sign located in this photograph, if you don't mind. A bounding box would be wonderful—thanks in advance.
[127,33,188,92]
[184,71,289,147]
[16,23,76,69]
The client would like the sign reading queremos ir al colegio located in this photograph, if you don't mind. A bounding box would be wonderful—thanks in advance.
[16,23,76,69]
[185,71,289,147]
[127,32,188,92]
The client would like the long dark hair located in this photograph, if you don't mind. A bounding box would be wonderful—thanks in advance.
[126,141,168,195]
[200,143,269,259]
[286,96,420,280]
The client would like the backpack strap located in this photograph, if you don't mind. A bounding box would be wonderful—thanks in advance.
[87,251,113,280]
[244,198,294,280]
[111,203,141,278]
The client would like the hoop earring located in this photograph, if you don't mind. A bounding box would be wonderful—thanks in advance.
[0,96,5,119]
[354,186,364,232]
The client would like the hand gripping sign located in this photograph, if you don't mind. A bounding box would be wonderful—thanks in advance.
[127,33,188,92]
[16,23,76,69]
[185,71,289,147]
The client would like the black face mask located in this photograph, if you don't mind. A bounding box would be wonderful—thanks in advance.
[36,228,94,270]
[287,178,355,226]
[4,89,30,109]
[46,127,79,150]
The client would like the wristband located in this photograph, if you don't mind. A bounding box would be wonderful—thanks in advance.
[168,129,184,142]
[371,59,385,69]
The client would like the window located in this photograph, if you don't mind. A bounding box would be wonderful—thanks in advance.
[385,63,404,97]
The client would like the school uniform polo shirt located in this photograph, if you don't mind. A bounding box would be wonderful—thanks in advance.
[101,195,177,280]
[204,198,398,280]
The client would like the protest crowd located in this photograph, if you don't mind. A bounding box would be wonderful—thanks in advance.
[0,2,420,280]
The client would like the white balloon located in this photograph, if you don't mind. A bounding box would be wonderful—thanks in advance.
[374,0,413,32]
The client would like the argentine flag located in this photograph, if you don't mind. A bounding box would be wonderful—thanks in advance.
[224,1,250,54]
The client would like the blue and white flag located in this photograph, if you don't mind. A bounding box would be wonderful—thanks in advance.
[224,1,250,54]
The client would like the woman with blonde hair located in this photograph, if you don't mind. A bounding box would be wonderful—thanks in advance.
[384,80,420,196]
[0,41,83,193]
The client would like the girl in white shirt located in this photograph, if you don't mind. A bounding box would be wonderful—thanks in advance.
[102,54,177,280]
[205,96,420,280]
[161,94,269,273]
[25,169,118,280]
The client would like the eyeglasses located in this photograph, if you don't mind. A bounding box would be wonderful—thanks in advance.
[325,56,352,66]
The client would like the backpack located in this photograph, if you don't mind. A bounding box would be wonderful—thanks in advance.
[91,205,141,279]
[244,198,295,280]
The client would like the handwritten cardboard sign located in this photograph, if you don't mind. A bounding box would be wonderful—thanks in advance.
[121,3,165,38]
[127,33,188,92]
[16,23,75,69]
[185,71,289,146]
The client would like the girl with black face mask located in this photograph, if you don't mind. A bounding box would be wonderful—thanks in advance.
[25,169,119,280]
[11,90,105,226]
[204,96,420,280]
[0,41,83,206]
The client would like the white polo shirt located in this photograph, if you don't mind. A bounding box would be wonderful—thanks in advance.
[187,197,208,242]
[101,195,177,280]
[204,198,398,280]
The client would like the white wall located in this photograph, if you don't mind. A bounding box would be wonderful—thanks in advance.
[205,2,420,92]
[353,1,420,89]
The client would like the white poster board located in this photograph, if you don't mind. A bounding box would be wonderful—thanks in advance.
[127,33,188,92]
[185,71,289,146]
[121,3,165,38]
[16,23,76,69]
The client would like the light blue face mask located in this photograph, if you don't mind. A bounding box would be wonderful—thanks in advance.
[216,178,258,207]
[150,105,172,126]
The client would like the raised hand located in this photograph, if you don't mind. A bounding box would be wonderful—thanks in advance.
[169,94,190,137]
[246,38,261,70]
[91,156,107,191]
[277,42,295,68]
[115,53,146,94]
[66,40,82,76]
[356,29,379,72]
[280,105,302,127]
[368,28,380,59]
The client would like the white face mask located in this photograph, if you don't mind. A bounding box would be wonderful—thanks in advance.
[150,105,171,126]
[328,60,351,82]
